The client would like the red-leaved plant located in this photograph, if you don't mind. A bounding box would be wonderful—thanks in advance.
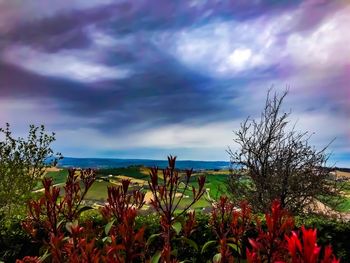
[18,169,97,263]
[247,200,295,263]
[205,196,253,263]
[22,169,95,241]
[285,226,340,263]
[148,155,206,262]
[101,179,146,262]
[246,200,340,263]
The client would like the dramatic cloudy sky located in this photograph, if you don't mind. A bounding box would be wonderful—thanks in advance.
[0,0,349,165]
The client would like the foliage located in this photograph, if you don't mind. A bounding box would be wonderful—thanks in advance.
[101,179,146,262]
[21,169,95,242]
[0,123,62,217]
[227,90,340,214]
[295,215,350,262]
[247,200,294,262]
[205,196,254,263]
[0,213,39,263]
[147,155,206,262]
[14,157,343,263]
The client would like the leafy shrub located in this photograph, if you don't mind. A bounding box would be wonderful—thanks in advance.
[0,123,62,218]
[295,216,350,262]
[0,213,39,263]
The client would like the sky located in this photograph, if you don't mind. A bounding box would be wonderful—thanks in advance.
[0,0,349,165]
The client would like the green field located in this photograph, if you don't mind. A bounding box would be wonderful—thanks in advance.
[45,169,69,184]
[322,182,350,212]
[43,167,350,213]
[84,180,115,201]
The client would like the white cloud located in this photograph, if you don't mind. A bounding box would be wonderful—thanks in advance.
[286,6,350,69]
[155,5,350,77]
[154,13,294,76]
[3,45,131,82]
[49,120,241,160]
[131,121,240,148]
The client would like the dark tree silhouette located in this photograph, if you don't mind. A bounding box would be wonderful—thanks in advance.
[227,90,340,214]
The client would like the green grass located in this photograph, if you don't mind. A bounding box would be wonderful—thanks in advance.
[337,198,350,212]
[85,181,115,201]
[45,169,69,184]
[97,166,148,180]
[175,197,211,210]
[34,169,69,190]
[318,181,350,212]
[189,173,230,200]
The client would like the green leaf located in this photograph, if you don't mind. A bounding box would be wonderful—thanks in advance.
[146,233,162,247]
[171,249,178,256]
[39,249,51,262]
[179,237,198,251]
[227,243,241,255]
[104,219,115,235]
[150,250,162,263]
[102,236,112,243]
[77,205,93,215]
[213,253,222,263]
[56,219,65,229]
[172,221,182,235]
[201,240,217,254]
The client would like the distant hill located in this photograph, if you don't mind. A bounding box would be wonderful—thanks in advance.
[57,157,230,170]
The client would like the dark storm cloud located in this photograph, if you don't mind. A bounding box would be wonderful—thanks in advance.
[0,2,127,50]
[0,46,237,134]
[1,0,310,51]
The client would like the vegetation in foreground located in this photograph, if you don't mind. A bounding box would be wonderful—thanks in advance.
[7,157,342,263]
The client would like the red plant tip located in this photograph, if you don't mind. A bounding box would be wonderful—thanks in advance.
[183,211,196,237]
[167,155,177,169]
[150,167,159,186]
[185,168,193,178]
[321,245,340,263]
[301,226,320,262]
[51,187,61,201]
[121,179,131,193]
[67,169,76,179]
[286,231,302,258]
[133,191,146,208]
[197,175,206,189]
[42,177,53,190]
